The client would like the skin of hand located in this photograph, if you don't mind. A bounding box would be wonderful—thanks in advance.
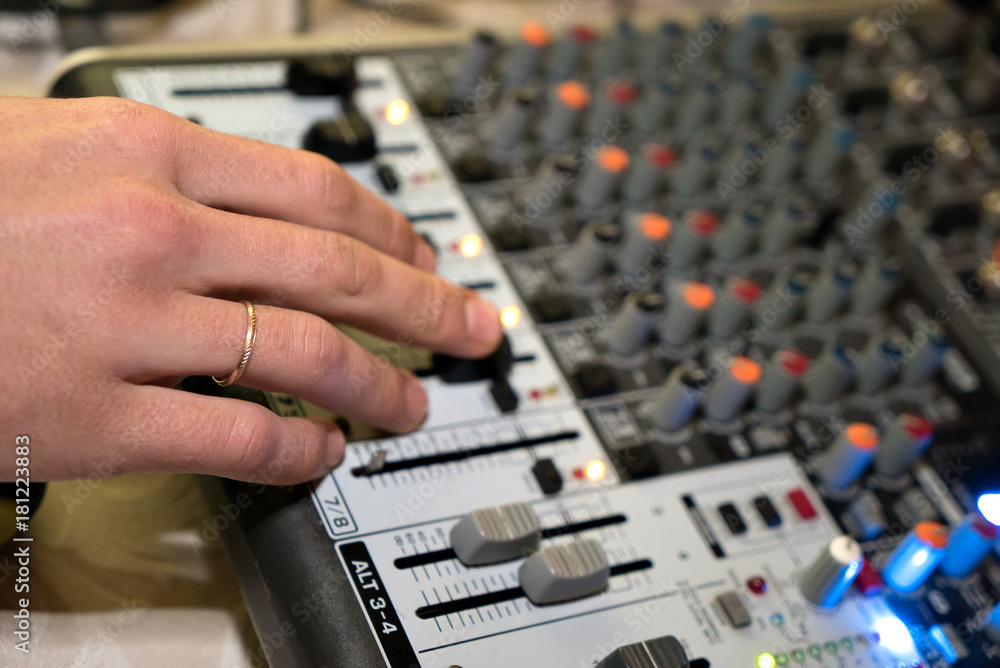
[0,96,503,485]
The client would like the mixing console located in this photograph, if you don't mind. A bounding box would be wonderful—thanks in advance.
[50,3,1000,666]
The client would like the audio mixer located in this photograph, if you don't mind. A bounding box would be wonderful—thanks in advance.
[49,3,1000,666]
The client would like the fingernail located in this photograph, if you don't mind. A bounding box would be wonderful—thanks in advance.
[414,240,437,273]
[406,378,428,428]
[325,426,346,470]
[465,298,502,345]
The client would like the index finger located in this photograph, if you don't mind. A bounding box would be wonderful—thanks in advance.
[171,121,435,272]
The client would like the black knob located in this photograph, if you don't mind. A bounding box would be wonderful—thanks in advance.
[286,55,357,97]
[302,105,376,163]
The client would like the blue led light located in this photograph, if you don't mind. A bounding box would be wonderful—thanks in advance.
[873,615,916,656]
[977,493,1000,526]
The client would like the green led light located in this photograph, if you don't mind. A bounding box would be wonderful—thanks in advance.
[769,613,784,627]
[807,644,822,658]
[757,653,776,668]
[791,649,806,663]
[775,654,789,666]
[824,641,838,654]
[841,636,854,650]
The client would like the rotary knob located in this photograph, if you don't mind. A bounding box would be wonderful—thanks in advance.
[798,536,863,608]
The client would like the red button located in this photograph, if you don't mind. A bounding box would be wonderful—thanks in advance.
[854,558,884,597]
[788,488,817,520]
[747,576,768,595]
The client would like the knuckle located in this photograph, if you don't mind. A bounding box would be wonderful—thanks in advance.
[225,404,281,475]
[292,314,343,391]
[105,183,186,253]
[327,234,376,299]
[304,157,356,214]
[421,278,457,335]
[106,99,179,155]
[385,215,417,262]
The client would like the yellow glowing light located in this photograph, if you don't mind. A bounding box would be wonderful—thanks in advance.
[385,99,410,125]
[460,234,483,258]
[757,654,776,668]
[500,305,522,328]
[585,460,606,481]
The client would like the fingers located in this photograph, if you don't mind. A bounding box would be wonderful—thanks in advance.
[185,207,502,359]
[127,296,428,434]
[122,384,345,484]
[171,123,435,272]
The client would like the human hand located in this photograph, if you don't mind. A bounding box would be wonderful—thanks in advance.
[0,96,502,484]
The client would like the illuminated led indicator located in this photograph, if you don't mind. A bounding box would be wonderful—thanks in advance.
[460,234,483,257]
[978,493,1000,525]
[774,654,789,667]
[585,460,606,481]
[769,613,784,627]
[873,615,916,656]
[385,99,410,125]
[757,653,776,668]
[500,305,522,328]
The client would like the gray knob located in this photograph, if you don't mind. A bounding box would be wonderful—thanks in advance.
[671,141,719,198]
[850,256,901,316]
[633,80,679,136]
[537,80,590,149]
[623,143,675,205]
[559,222,621,285]
[451,502,541,566]
[874,413,934,477]
[659,281,715,347]
[756,272,810,332]
[602,291,665,357]
[755,349,809,412]
[504,21,551,87]
[760,198,809,257]
[817,423,879,491]
[900,333,947,387]
[522,154,582,219]
[575,145,630,212]
[618,212,672,276]
[760,138,806,191]
[855,335,903,395]
[547,25,596,81]
[492,89,538,154]
[585,79,636,137]
[762,62,813,127]
[803,346,855,404]
[843,185,899,245]
[641,365,708,431]
[712,203,766,262]
[798,536,863,608]
[708,277,760,340]
[675,80,719,137]
[454,31,497,96]
[638,22,685,82]
[805,263,857,323]
[703,356,762,423]
[806,119,855,184]
[519,539,610,604]
[718,74,762,133]
[593,19,635,80]
[597,635,689,668]
[723,14,772,71]
[667,210,718,271]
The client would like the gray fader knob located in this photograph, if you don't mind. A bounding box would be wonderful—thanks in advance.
[519,539,610,605]
[560,221,622,285]
[799,536,863,608]
[451,502,541,566]
[597,635,689,668]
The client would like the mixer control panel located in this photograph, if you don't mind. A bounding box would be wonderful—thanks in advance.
[51,4,1000,666]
